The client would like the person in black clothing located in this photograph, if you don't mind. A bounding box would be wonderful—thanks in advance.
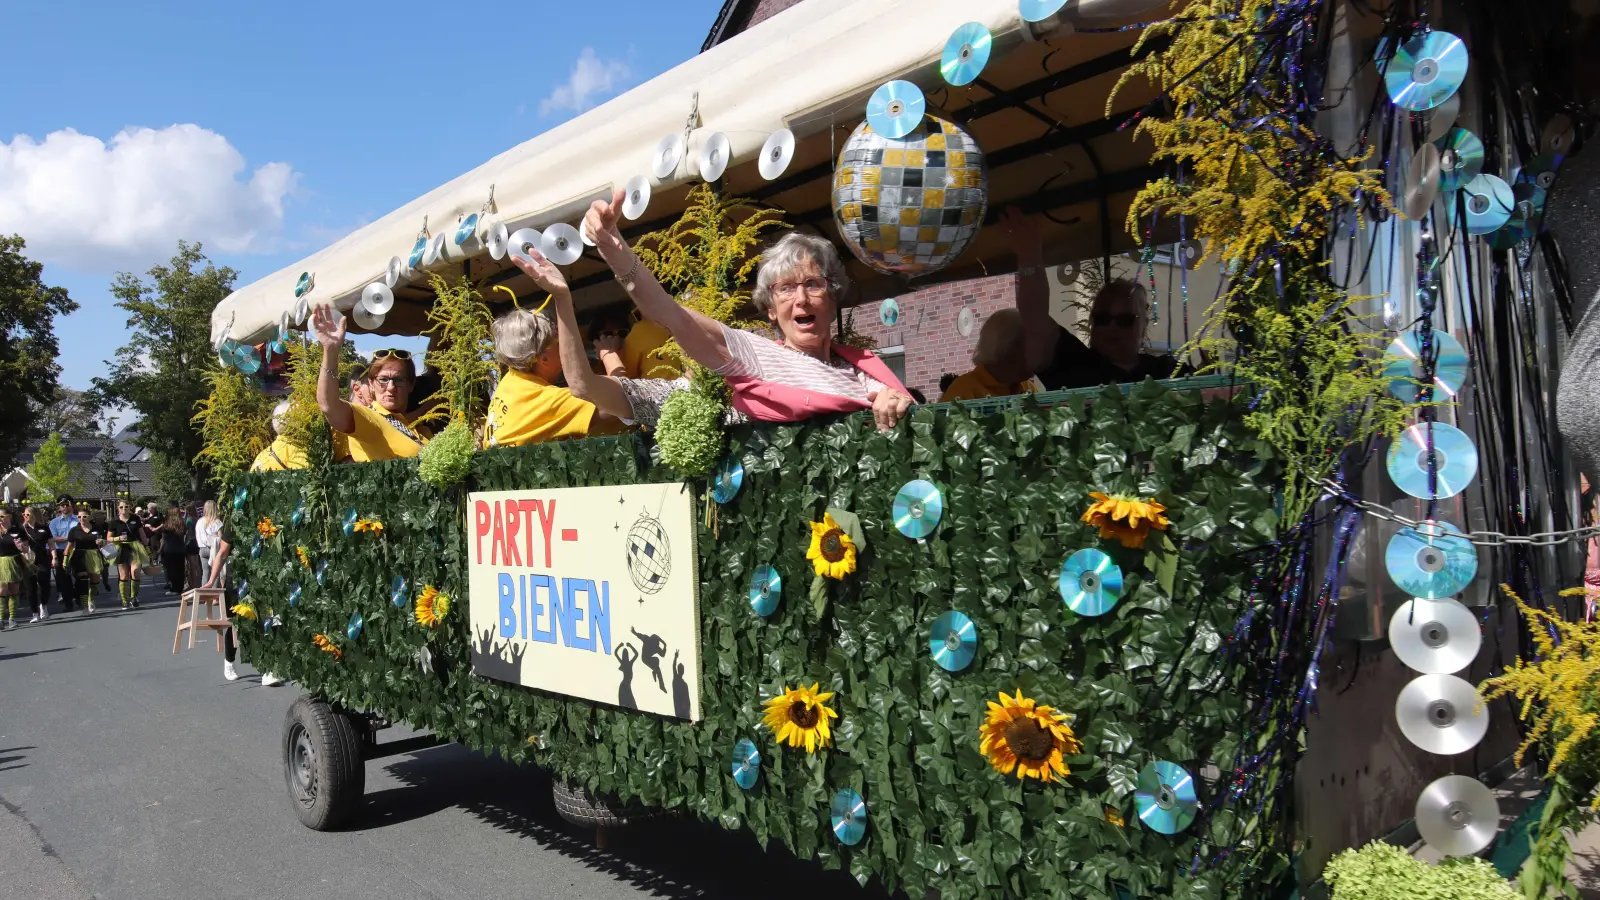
[64,508,106,615]
[107,501,145,609]
[1005,207,1179,391]
[90,509,114,599]
[0,509,25,630]
[19,507,53,621]
[205,519,280,685]
[159,506,187,594]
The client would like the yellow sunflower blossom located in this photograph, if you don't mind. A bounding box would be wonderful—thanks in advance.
[256,518,279,539]
[415,585,450,628]
[352,519,384,535]
[1104,805,1125,828]
[978,689,1083,783]
[296,546,311,568]
[762,683,839,753]
[806,514,857,580]
[1081,492,1171,550]
[230,603,257,621]
[312,633,342,660]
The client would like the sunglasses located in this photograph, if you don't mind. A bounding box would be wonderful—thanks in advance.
[1091,312,1140,328]
[372,349,413,361]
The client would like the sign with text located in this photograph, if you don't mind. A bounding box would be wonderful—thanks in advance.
[467,483,700,721]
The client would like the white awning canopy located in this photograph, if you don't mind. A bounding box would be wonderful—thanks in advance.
[212,0,1170,347]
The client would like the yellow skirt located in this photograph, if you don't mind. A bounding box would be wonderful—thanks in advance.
[0,555,23,586]
[66,548,105,578]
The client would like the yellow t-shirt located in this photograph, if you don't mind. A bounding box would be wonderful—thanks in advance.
[484,370,599,448]
[345,403,430,462]
[250,436,309,471]
[621,319,682,380]
[938,365,1041,403]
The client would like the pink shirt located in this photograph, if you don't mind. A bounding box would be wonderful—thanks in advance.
[713,324,909,423]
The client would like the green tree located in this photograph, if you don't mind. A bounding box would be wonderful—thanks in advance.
[26,433,84,504]
[0,235,79,469]
[33,387,104,442]
[92,242,236,499]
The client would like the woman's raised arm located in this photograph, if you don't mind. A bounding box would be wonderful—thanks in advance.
[510,251,633,421]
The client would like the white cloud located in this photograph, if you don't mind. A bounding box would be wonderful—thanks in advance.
[539,48,631,115]
[0,124,299,270]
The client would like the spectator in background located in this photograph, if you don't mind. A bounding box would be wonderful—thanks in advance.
[184,503,204,592]
[20,507,52,621]
[48,498,78,612]
[159,505,187,595]
[938,373,957,396]
[939,309,1039,403]
[195,501,224,589]
[205,514,281,686]
[0,509,24,630]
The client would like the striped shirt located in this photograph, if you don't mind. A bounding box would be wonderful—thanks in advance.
[712,324,886,402]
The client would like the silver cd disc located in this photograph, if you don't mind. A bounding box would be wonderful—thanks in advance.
[1386,421,1478,500]
[1434,128,1485,193]
[1389,598,1481,674]
[759,128,795,181]
[423,231,447,266]
[651,132,685,180]
[540,223,583,265]
[361,281,395,315]
[1383,330,1468,403]
[622,175,652,221]
[385,255,409,288]
[1458,173,1514,235]
[484,219,510,261]
[1385,520,1478,599]
[1403,143,1441,220]
[352,304,385,330]
[508,227,543,262]
[1384,31,1469,111]
[1423,93,1461,142]
[1415,775,1499,856]
[1543,113,1576,156]
[1395,673,1488,755]
[698,132,731,182]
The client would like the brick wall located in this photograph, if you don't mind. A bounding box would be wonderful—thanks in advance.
[745,0,808,28]
[849,274,1019,401]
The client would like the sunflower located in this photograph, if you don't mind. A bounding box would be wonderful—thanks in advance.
[978,689,1083,783]
[806,514,857,580]
[761,683,839,753]
[352,519,384,535]
[1080,492,1171,550]
[296,546,311,568]
[256,518,279,539]
[415,585,450,628]
[312,633,342,660]
[230,603,257,621]
[1104,805,1125,828]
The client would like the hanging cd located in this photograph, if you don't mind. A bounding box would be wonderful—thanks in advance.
[892,479,944,540]
[408,236,428,269]
[295,271,314,298]
[454,213,479,248]
[748,565,781,616]
[237,579,250,600]
[830,788,868,846]
[1135,761,1199,834]
[1389,598,1481,674]
[1059,548,1124,616]
[541,223,583,265]
[1383,330,1468,403]
[352,305,385,331]
[758,129,795,181]
[1175,239,1204,270]
[1386,421,1478,500]
[347,612,364,641]
[316,560,330,586]
[1423,92,1460,142]
[264,614,281,633]
[423,231,447,266]
[361,282,395,315]
[651,133,685,180]
[698,132,731,182]
[1511,181,1547,221]
[711,456,744,504]
[879,297,900,327]
[341,507,359,536]
[731,738,761,790]
[384,255,407,289]
[622,175,652,221]
[1543,113,1576,156]
[958,306,975,337]
[293,297,311,327]
[1396,673,1489,755]
[1055,262,1082,286]
[1402,143,1441,220]
[580,221,596,247]
[941,22,993,87]
[507,227,543,263]
[929,610,977,672]
[234,344,262,375]
[1457,173,1513,235]
[391,575,409,609]
[1383,31,1469,111]
[1434,128,1484,193]
[290,502,306,528]
[1415,775,1499,857]
[1019,0,1069,23]
[250,538,263,560]
[288,583,303,607]
[484,220,510,261]
[865,80,925,140]
[1386,520,1478,598]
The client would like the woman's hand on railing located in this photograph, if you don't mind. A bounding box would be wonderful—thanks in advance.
[869,388,913,433]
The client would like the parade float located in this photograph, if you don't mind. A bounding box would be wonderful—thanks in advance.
[206,0,1595,896]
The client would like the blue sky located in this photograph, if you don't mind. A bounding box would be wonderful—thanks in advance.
[0,0,724,403]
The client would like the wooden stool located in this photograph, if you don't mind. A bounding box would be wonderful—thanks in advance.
[172,588,230,653]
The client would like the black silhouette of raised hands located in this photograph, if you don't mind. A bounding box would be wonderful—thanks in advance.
[584,187,628,249]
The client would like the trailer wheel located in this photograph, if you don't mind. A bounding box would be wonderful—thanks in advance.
[283,694,366,830]
[551,779,659,830]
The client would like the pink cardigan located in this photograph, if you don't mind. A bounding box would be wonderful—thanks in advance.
[724,343,910,423]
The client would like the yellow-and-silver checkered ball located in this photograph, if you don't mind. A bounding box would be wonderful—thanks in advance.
[832,115,988,277]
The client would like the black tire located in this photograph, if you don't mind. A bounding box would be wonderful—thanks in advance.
[282,694,366,830]
[551,779,659,829]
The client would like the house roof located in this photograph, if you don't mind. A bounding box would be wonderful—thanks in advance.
[9,432,160,502]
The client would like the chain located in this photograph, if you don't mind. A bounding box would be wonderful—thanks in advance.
[1315,477,1600,548]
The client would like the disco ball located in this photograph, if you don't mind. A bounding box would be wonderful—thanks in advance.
[832,116,988,277]
[625,515,672,595]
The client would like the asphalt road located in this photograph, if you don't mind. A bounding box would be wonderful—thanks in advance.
[0,577,882,900]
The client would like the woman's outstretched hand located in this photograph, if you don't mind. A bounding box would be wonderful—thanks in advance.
[510,249,570,296]
[311,304,347,350]
[584,187,627,248]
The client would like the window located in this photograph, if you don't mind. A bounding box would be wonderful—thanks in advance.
[876,345,907,386]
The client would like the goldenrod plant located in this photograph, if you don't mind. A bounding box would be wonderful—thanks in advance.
[1323,841,1516,900]
[414,273,495,435]
[193,366,273,483]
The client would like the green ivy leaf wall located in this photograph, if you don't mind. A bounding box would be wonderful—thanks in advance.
[231,383,1283,899]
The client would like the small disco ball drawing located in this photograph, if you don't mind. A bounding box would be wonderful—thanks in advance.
[625,514,672,595]
[832,116,988,277]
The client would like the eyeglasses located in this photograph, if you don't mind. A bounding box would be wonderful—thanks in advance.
[771,278,829,299]
[1091,312,1140,329]
[372,375,410,387]
[372,349,412,361]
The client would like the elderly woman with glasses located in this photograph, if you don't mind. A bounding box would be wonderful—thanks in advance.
[311,306,431,462]
[510,190,914,432]
[483,308,625,448]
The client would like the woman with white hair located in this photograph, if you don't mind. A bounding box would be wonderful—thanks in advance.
[483,308,622,448]
[939,308,1040,402]
[251,401,309,471]
[511,189,915,432]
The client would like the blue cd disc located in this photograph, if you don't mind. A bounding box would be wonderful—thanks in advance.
[234,344,262,375]
[408,236,427,269]
[748,565,781,617]
[1135,761,1199,834]
[941,22,993,87]
[390,575,409,609]
[237,579,250,600]
[232,486,249,510]
[291,502,306,528]
[1384,31,1469,111]
[1457,173,1513,235]
[830,788,868,846]
[315,560,329,586]
[1059,548,1124,616]
[1383,330,1468,403]
[1433,128,1484,192]
[346,612,364,641]
[1386,421,1478,500]
[294,272,312,298]
[1019,0,1069,23]
[1386,520,1478,598]
[250,538,263,559]
[263,614,280,633]
[288,583,303,607]
[929,610,977,672]
[893,479,944,540]
[711,456,744,504]
[731,738,761,790]
[455,213,479,246]
[879,297,900,327]
[865,80,925,140]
